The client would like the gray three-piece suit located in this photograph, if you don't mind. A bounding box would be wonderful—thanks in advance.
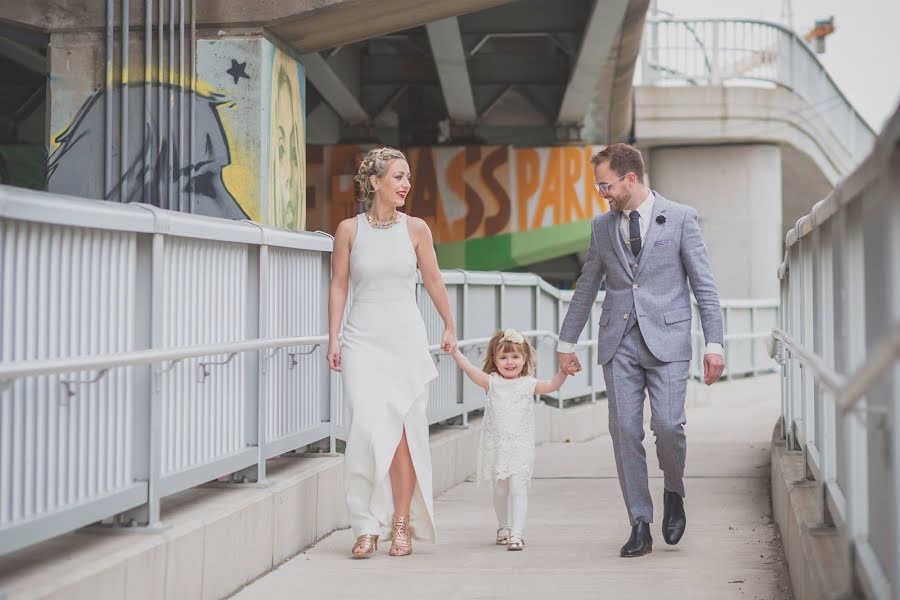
[559,192,723,525]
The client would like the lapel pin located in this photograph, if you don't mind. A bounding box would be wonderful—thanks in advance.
[656,215,666,224]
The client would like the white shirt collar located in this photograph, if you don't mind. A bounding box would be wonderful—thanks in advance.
[622,189,654,221]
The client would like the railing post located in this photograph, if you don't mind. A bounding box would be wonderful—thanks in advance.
[642,18,654,85]
[710,21,721,84]
[779,278,790,445]
[722,305,730,380]
[251,243,266,481]
[146,232,165,524]
[887,152,900,592]
[820,225,837,506]
[459,271,469,426]
[801,236,817,463]
[557,295,564,409]
[788,245,803,452]
[589,296,598,402]
[786,28,795,89]
[498,272,505,325]
[126,232,155,526]
[749,305,757,375]
[329,253,338,454]
[533,281,541,376]
[838,182,872,587]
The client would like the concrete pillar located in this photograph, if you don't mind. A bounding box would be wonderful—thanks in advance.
[647,144,782,299]
[45,29,308,230]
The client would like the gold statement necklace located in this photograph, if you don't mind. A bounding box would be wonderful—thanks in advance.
[366,210,401,229]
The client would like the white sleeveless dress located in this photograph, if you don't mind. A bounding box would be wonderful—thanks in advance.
[477,374,538,484]
[341,212,439,542]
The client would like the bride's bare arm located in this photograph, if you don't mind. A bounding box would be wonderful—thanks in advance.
[408,216,457,352]
[327,218,356,372]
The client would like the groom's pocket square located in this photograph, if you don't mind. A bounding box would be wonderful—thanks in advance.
[654,240,673,247]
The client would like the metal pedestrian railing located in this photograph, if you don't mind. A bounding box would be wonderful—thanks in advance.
[692,298,779,380]
[0,187,334,556]
[0,185,775,557]
[768,102,900,599]
[639,17,875,163]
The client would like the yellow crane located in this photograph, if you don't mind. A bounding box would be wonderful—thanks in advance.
[804,17,836,53]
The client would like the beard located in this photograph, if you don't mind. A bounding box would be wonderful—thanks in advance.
[610,189,634,211]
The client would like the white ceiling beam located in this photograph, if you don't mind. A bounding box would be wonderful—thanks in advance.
[0,38,47,75]
[557,0,630,124]
[426,17,478,122]
[298,51,370,124]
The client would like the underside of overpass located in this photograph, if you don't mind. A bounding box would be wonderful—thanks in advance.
[302,0,647,147]
[0,0,648,281]
[299,0,649,280]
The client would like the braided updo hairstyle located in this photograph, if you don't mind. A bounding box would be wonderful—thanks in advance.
[353,147,407,211]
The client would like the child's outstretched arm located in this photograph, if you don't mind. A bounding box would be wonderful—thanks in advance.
[450,348,490,391]
[534,369,568,395]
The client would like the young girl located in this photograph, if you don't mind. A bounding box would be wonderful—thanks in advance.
[450,329,567,551]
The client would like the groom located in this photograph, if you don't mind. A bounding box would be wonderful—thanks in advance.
[557,144,725,557]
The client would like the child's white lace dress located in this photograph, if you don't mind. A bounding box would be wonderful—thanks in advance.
[477,373,538,484]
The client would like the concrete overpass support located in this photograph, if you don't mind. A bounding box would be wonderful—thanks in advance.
[647,144,782,299]
[44,27,310,230]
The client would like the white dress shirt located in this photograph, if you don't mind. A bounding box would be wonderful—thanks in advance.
[558,189,723,357]
[620,189,655,248]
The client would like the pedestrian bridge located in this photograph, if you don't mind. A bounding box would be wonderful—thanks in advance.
[1,99,899,598]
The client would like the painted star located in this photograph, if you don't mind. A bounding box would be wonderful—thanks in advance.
[226,59,250,85]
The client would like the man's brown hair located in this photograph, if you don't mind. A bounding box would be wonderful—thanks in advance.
[591,143,645,181]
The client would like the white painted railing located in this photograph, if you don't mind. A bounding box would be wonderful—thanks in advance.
[0,185,775,556]
[768,103,900,599]
[692,298,779,380]
[639,18,875,162]
[0,187,334,556]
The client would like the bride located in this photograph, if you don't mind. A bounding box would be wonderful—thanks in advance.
[327,147,457,558]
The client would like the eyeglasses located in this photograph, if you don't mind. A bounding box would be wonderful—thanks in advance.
[594,174,628,195]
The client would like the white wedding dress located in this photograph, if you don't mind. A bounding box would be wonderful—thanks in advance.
[341,212,439,542]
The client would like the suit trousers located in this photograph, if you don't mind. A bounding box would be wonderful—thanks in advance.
[602,317,689,525]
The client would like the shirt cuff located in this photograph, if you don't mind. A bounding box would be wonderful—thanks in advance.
[704,342,724,356]
[556,340,577,353]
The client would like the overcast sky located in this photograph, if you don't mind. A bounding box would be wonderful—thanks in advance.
[655,0,900,131]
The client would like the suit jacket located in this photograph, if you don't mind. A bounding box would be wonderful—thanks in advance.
[559,191,723,365]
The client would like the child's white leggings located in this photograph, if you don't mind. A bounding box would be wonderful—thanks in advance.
[493,473,529,538]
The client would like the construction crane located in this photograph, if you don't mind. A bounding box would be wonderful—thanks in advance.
[804,17,836,53]
[783,0,835,54]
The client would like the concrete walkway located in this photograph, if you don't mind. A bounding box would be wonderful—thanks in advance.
[234,379,792,600]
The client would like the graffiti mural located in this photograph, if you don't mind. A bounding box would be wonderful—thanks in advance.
[267,47,306,231]
[46,37,307,230]
[48,84,248,219]
[306,144,609,269]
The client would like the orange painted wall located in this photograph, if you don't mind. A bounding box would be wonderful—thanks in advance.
[305,145,609,242]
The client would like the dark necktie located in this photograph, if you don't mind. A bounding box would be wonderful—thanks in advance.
[628,211,642,256]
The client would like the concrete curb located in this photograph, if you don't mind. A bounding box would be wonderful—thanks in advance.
[770,419,851,600]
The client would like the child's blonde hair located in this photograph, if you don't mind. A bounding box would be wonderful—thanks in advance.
[482,329,536,377]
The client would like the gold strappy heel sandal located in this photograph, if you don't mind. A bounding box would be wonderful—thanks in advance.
[350,534,379,559]
[507,535,525,551]
[496,527,511,545]
[389,515,413,557]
